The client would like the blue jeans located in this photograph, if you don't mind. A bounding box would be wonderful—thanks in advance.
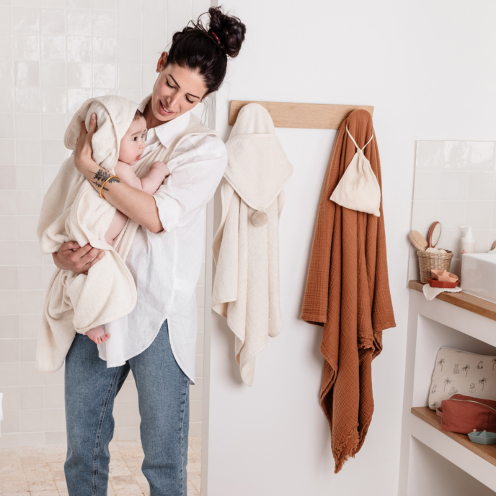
[64,319,190,496]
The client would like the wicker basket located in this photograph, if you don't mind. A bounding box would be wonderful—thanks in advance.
[417,249,454,284]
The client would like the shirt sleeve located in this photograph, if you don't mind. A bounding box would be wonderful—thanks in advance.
[151,134,227,234]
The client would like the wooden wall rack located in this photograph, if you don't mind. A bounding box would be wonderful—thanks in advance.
[228,100,374,129]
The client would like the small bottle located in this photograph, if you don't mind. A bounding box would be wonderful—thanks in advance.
[460,226,476,281]
[461,226,476,255]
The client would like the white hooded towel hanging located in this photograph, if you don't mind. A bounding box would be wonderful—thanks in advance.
[212,103,293,386]
[330,126,381,217]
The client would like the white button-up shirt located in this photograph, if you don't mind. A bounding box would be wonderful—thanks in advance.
[98,97,227,384]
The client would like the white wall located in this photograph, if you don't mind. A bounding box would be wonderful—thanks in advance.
[0,0,210,448]
[204,1,496,495]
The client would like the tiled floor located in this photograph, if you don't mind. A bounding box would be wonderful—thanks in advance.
[0,437,201,495]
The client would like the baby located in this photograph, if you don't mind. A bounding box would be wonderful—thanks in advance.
[85,109,170,345]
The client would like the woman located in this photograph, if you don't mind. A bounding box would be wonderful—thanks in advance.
[52,7,246,495]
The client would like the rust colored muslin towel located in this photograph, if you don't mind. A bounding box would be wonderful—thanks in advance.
[300,109,396,473]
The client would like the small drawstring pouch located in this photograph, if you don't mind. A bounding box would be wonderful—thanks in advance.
[330,126,381,217]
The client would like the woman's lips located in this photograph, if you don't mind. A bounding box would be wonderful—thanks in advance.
[159,100,174,116]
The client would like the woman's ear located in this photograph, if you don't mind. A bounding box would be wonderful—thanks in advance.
[156,52,168,73]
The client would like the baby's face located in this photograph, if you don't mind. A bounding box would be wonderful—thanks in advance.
[118,116,147,166]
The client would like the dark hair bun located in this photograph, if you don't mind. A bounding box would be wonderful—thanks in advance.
[207,6,246,58]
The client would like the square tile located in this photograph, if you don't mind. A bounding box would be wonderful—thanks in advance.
[0,165,16,189]
[16,140,42,165]
[42,114,66,140]
[17,190,42,215]
[465,201,492,230]
[0,338,20,364]
[41,8,65,35]
[15,87,41,113]
[438,200,466,231]
[67,88,91,112]
[18,215,39,240]
[20,361,45,386]
[14,61,40,86]
[42,140,66,164]
[16,165,43,190]
[411,200,440,236]
[93,63,116,88]
[443,141,470,169]
[118,64,141,89]
[21,408,46,432]
[93,10,117,37]
[19,314,42,339]
[0,240,18,264]
[18,265,44,290]
[16,113,42,139]
[14,7,40,34]
[66,9,92,36]
[18,239,43,265]
[0,314,19,338]
[67,36,92,62]
[118,37,141,64]
[19,289,44,314]
[0,138,15,164]
[41,61,67,87]
[0,87,15,112]
[0,266,18,290]
[0,33,13,59]
[0,215,18,240]
[45,384,64,408]
[41,35,66,61]
[67,62,92,88]
[93,37,117,63]
[0,362,20,388]
[469,141,495,170]
[466,170,494,201]
[0,5,13,36]
[0,112,15,139]
[42,87,67,113]
[440,171,468,200]
[14,34,40,60]
[20,339,38,363]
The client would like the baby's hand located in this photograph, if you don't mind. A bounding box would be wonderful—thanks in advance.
[150,161,170,177]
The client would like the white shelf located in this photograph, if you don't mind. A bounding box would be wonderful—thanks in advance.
[399,288,496,496]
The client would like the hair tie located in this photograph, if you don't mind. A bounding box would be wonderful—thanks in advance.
[211,31,220,45]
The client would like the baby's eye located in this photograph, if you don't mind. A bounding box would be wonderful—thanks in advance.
[132,137,137,141]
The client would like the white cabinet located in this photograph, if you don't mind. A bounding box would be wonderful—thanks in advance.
[399,285,496,495]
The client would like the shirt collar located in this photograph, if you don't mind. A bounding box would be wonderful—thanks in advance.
[138,94,191,148]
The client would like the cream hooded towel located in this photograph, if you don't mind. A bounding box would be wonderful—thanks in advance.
[37,96,142,373]
[212,103,293,386]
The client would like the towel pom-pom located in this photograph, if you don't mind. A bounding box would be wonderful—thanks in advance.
[251,211,268,227]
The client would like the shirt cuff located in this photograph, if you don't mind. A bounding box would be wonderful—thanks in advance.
[152,191,181,233]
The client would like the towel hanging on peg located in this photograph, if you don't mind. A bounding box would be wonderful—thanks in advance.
[212,103,293,386]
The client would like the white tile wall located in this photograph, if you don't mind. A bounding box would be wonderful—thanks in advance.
[410,140,496,280]
[0,0,210,448]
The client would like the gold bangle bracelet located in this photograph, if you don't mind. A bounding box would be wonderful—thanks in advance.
[99,175,119,199]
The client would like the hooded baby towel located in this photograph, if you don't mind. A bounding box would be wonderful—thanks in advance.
[37,96,142,373]
[212,103,293,386]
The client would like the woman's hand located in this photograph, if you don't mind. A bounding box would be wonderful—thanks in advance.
[74,113,98,177]
[52,241,105,275]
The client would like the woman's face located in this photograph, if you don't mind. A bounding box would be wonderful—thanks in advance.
[146,52,208,128]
